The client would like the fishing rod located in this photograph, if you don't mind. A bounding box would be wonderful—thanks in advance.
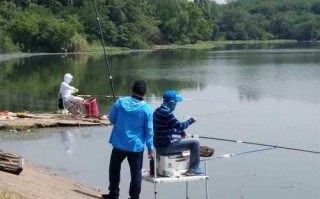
[93,0,116,102]
[192,135,320,154]
[201,147,275,161]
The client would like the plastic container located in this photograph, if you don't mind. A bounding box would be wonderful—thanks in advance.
[83,97,100,117]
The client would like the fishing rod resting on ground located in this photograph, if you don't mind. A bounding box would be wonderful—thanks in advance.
[191,135,320,154]
[93,0,116,102]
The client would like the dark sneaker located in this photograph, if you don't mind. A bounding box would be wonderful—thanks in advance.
[185,168,205,176]
[101,194,119,199]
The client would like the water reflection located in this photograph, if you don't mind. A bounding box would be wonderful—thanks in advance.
[1,43,319,113]
[60,130,75,153]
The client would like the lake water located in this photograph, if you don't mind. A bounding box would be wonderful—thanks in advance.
[0,43,319,199]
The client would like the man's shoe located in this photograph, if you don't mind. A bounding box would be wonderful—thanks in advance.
[185,168,205,176]
[101,194,119,199]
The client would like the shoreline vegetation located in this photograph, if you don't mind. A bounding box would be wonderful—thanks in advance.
[86,39,299,52]
[0,40,301,60]
[1,0,319,54]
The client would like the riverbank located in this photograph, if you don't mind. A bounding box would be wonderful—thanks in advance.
[0,40,299,59]
[85,39,298,51]
[0,161,103,199]
[152,39,297,50]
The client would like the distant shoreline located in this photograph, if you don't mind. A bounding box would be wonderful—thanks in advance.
[0,40,300,62]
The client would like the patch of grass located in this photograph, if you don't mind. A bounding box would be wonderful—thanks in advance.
[152,40,296,50]
[85,41,130,53]
[0,190,17,199]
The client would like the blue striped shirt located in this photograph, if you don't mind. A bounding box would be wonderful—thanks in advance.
[153,104,194,148]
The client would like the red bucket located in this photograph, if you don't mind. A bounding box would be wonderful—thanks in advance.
[83,97,100,117]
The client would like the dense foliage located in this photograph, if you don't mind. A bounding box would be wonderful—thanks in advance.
[0,0,319,53]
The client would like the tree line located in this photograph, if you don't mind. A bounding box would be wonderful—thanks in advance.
[0,0,319,53]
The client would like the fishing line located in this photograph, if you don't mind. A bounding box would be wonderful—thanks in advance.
[93,0,116,102]
[184,98,238,103]
[201,147,275,161]
[87,95,239,103]
[192,135,320,154]
[190,109,240,118]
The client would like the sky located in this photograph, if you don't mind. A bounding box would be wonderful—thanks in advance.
[215,0,227,4]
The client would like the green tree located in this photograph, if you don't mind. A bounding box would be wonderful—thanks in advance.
[268,13,291,39]
[0,30,17,53]
[149,0,212,44]
[103,0,160,48]
[217,8,248,39]
[310,2,320,15]
[9,4,86,52]
[291,17,320,41]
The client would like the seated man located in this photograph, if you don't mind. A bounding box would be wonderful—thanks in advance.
[153,90,204,176]
[59,73,84,111]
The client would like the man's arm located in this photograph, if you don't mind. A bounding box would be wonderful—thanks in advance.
[167,112,195,132]
[145,106,154,157]
[108,100,119,124]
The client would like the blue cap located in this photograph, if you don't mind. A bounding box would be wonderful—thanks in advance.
[163,90,183,102]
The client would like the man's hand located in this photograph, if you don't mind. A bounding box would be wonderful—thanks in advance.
[148,148,154,158]
[181,131,187,139]
[189,117,196,124]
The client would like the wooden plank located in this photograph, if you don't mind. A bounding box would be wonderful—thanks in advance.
[0,151,24,175]
[0,113,110,130]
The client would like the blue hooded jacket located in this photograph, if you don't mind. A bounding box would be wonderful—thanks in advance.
[108,96,154,152]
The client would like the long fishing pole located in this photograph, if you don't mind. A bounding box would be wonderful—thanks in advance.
[201,147,275,161]
[93,0,116,102]
[192,135,320,154]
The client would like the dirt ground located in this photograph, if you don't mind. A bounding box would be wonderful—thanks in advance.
[0,161,104,199]
[0,113,110,131]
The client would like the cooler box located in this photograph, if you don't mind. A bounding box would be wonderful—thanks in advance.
[83,97,99,117]
[156,151,190,177]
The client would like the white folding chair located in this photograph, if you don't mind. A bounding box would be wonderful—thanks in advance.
[58,93,80,115]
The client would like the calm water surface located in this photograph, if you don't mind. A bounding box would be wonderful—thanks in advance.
[0,43,319,199]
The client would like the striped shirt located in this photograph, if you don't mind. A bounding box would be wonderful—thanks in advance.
[153,104,194,148]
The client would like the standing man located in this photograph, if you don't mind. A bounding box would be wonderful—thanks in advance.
[153,90,204,176]
[102,80,154,199]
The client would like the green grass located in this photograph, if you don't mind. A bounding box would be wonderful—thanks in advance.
[86,39,297,53]
[152,40,297,50]
[1,39,298,56]
[0,190,17,199]
[85,41,130,54]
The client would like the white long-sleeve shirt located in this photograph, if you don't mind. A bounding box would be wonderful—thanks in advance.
[59,73,76,101]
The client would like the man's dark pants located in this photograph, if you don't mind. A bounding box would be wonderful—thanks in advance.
[108,147,143,199]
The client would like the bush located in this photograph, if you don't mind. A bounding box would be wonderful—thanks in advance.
[68,33,88,52]
[0,31,18,53]
[8,4,87,52]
